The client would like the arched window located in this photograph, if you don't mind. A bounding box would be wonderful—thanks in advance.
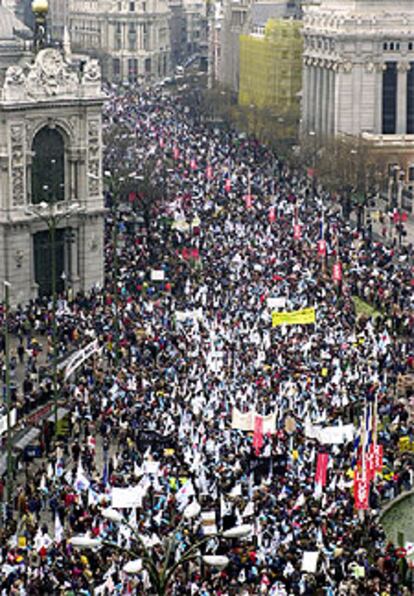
[31,127,65,204]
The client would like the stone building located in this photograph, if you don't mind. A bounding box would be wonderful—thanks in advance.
[169,0,206,68]
[0,24,105,304]
[301,0,414,181]
[69,0,172,84]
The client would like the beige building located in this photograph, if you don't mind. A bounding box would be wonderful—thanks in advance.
[0,8,105,304]
[69,0,172,83]
[301,0,414,192]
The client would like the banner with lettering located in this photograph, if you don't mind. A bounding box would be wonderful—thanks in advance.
[272,307,316,327]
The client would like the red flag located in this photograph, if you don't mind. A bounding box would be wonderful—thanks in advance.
[354,470,370,510]
[128,191,136,203]
[373,444,383,472]
[268,206,276,223]
[293,224,302,241]
[332,262,342,282]
[253,415,264,456]
[366,448,376,482]
[315,453,329,487]
[317,239,326,257]
[191,248,200,260]
[244,194,253,209]
[224,178,231,193]
[182,247,191,260]
[206,165,213,180]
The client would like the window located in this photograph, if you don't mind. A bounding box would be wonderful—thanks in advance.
[382,62,397,134]
[383,42,388,51]
[408,166,414,182]
[409,42,413,51]
[113,58,121,78]
[31,127,65,204]
[407,63,414,133]
[390,42,394,51]
[128,23,136,50]
[129,1,135,10]
[128,58,138,82]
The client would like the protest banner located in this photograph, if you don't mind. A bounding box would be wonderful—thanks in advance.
[317,239,327,257]
[266,297,286,310]
[201,511,217,535]
[315,453,329,487]
[272,307,316,327]
[112,486,143,509]
[0,408,17,436]
[354,470,370,510]
[333,262,343,283]
[305,419,354,444]
[253,416,264,455]
[151,269,165,281]
[293,224,302,241]
[301,551,319,573]
[231,409,277,433]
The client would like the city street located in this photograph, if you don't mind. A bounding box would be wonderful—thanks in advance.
[0,84,413,595]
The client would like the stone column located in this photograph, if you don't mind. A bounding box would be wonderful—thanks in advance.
[309,62,316,131]
[397,61,409,134]
[302,59,310,130]
[375,63,385,134]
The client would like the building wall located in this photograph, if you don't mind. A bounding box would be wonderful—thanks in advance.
[217,0,250,92]
[0,47,105,304]
[301,0,414,138]
[69,0,172,83]
[239,19,302,116]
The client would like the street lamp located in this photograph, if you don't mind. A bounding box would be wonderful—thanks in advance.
[25,200,83,434]
[95,170,124,370]
[2,281,13,514]
[70,506,252,595]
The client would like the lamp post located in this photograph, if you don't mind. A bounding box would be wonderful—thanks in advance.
[100,171,124,370]
[70,506,252,595]
[25,201,82,433]
[3,281,13,514]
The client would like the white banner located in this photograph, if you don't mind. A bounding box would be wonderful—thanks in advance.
[305,419,354,444]
[267,297,286,310]
[301,551,319,573]
[64,340,101,380]
[0,408,17,436]
[201,511,217,535]
[151,269,165,281]
[111,486,144,509]
[175,309,203,322]
[231,409,277,434]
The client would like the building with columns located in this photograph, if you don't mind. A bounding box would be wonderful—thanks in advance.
[0,17,105,305]
[301,0,414,180]
[69,0,172,83]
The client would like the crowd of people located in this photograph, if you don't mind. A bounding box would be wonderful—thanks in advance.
[0,83,413,595]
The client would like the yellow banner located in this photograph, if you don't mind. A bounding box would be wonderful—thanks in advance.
[272,307,316,327]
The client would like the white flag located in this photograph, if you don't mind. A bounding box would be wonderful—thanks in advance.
[54,513,64,545]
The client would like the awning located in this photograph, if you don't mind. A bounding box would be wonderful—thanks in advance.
[14,428,40,450]
[46,407,69,423]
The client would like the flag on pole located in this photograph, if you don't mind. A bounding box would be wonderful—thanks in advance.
[253,415,264,455]
[54,513,64,544]
[315,453,329,488]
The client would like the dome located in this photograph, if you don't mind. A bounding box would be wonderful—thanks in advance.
[0,6,31,41]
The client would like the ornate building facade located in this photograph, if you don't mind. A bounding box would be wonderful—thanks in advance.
[301,0,414,174]
[0,45,105,304]
[69,0,172,83]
